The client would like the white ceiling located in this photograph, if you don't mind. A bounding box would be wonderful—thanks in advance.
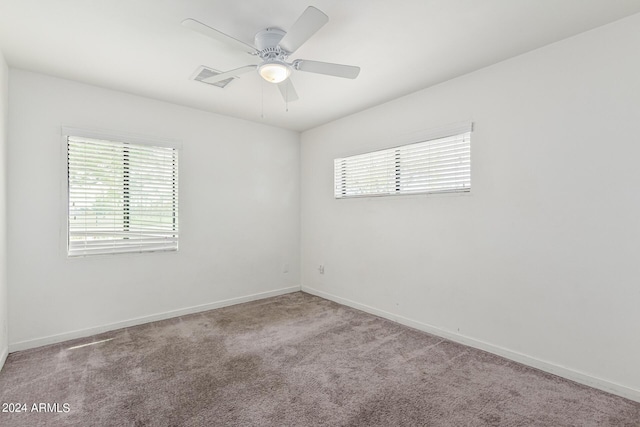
[1,0,640,132]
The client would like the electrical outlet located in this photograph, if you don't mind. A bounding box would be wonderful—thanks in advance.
[282,263,289,274]
[318,264,325,274]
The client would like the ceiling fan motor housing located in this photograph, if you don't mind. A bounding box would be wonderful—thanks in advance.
[255,28,288,54]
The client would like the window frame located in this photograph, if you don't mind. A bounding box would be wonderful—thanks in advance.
[62,127,182,258]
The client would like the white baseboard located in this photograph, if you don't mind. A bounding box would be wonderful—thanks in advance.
[9,286,301,353]
[0,345,7,371]
[302,286,640,403]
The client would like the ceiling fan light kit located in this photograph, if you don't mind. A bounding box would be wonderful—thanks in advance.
[258,60,292,84]
[183,6,360,102]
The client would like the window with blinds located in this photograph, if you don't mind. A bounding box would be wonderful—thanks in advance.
[334,130,471,198]
[67,135,179,256]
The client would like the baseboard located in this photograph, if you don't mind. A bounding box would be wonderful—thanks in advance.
[9,286,301,353]
[302,286,640,403]
[0,345,7,372]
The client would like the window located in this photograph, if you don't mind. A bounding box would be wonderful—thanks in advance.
[334,128,471,198]
[67,134,179,256]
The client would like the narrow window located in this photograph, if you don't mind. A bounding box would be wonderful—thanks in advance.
[334,130,471,198]
[67,135,179,256]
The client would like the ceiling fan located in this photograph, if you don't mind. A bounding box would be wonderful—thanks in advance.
[182,6,360,102]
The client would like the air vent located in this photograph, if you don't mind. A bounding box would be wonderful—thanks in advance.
[192,66,235,88]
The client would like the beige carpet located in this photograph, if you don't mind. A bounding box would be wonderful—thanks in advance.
[0,292,638,426]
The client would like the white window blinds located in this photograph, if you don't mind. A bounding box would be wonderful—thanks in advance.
[334,131,471,198]
[67,135,179,256]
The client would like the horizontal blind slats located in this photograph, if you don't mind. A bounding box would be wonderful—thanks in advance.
[68,135,179,257]
[335,131,471,198]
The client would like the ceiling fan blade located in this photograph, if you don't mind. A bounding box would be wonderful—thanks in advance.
[294,60,360,79]
[182,18,256,54]
[200,65,256,84]
[279,6,328,54]
[278,80,299,102]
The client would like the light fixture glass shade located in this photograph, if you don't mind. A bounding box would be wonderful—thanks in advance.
[258,61,292,83]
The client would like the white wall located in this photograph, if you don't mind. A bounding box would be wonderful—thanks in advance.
[301,13,640,401]
[7,70,300,350]
[0,51,8,368]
